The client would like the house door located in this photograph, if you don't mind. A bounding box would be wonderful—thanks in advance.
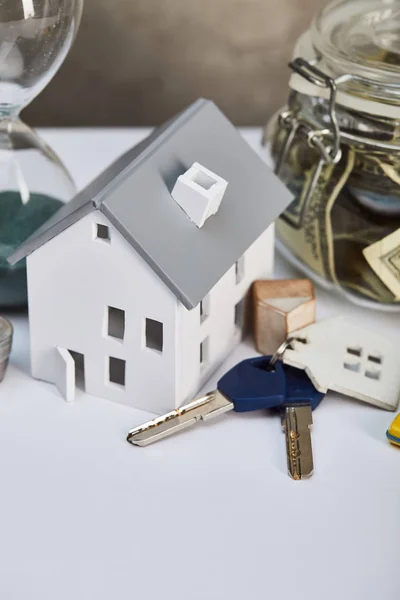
[55,347,76,402]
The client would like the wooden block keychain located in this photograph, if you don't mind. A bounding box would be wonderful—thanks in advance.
[253,279,316,355]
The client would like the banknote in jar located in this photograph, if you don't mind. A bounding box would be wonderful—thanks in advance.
[272,124,400,304]
[363,228,400,299]
[274,136,356,285]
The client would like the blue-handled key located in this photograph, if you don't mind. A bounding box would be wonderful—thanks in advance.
[217,357,324,479]
[127,356,324,478]
[280,363,324,479]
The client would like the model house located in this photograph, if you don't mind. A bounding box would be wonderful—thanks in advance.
[9,99,292,415]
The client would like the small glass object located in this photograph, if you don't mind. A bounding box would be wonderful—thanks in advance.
[266,0,400,310]
[0,0,83,307]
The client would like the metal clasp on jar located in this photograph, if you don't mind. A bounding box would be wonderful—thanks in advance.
[275,59,342,184]
[269,57,400,207]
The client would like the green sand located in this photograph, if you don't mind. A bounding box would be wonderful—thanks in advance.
[0,191,63,307]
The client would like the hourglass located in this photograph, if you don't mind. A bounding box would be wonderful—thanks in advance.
[0,0,83,307]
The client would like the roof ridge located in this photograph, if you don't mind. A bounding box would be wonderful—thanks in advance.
[7,100,293,310]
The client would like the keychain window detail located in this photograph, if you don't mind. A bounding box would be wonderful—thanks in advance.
[368,354,382,365]
[365,369,381,381]
[107,307,125,340]
[343,361,361,373]
[347,347,362,358]
[145,318,163,352]
[108,357,126,387]
[95,223,110,243]
[343,343,383,378]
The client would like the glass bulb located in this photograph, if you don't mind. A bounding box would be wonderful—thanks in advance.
[0,0,83,307]
[0,0,83,116]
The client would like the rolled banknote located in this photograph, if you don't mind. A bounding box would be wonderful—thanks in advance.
[276,144,356,285]
[363,228,400,299]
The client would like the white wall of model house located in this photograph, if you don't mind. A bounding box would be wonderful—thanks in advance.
[27,210,274,415]
[27,211,178,415]
[176,226,274,405]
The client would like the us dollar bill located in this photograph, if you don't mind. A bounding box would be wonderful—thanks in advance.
[276,139,356,284]
[272,129,400,304]
[363,228,400,299]
[330,187,397,302]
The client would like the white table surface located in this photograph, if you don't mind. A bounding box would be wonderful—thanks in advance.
[1,128,399,600]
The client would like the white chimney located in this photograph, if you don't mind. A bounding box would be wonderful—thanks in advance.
[171,162,228,228]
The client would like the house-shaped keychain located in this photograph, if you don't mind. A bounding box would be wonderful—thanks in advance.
[9,99,292,415]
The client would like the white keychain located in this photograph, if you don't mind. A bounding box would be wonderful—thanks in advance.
[281,316,400,412]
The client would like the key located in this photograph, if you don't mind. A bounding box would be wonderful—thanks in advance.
[127,357,324,481]
[280,364,324,480]
[127,356,287,446]
[125,391,234,447]
[282,405,313,481]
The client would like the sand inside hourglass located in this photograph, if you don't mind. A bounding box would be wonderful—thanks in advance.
[0,1,82,307]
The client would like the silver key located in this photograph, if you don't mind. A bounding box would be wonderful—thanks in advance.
[281,404,313,480]
[127,391,233,446]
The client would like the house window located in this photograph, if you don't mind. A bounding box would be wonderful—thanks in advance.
[200,337,209,369]
[235,298,245,329]
[200,294,210,323]
[107,306,125,340]
[68,350,85,391]
[145,318,163,352]
[96,223,110,242]
[108,357,126,387]
[235,256,245,284]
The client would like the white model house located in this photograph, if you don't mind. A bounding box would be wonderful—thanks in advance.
[9,99,292,415]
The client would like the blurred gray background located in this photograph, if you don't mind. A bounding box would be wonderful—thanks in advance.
[24,0,328,127]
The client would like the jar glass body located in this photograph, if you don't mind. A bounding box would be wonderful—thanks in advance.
[267,0,400,310]
[268,93,400,308]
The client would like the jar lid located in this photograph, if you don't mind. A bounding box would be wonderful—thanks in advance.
[290,0,400,117]
[314,0,400,80]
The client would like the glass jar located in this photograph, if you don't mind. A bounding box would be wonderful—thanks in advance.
[266,0,400,310]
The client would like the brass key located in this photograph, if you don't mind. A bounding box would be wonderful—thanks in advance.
[281,404,314,480]
[127,355,322,480]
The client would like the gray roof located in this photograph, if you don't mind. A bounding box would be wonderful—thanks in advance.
[9,99,292,310]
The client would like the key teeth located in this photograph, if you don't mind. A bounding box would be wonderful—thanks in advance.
[288,468,314,481]
[282,404,314,480]
[126,391,234,446]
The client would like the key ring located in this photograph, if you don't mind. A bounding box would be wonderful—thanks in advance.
[268,337,296,371]
[268,336,308,370]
